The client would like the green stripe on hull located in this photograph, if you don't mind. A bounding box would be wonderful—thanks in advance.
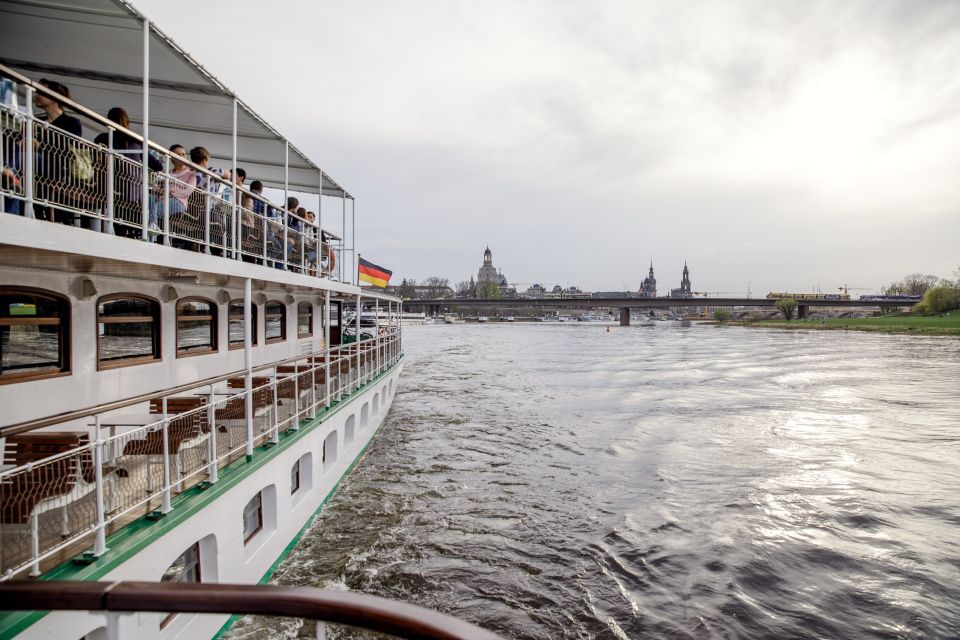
[0,357,403,640]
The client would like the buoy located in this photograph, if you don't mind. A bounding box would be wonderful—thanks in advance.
[606,326,610,333]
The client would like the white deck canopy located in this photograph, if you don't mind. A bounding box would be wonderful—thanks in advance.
[0,0,350,197]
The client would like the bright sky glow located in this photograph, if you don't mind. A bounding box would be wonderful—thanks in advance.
[142,0,960,294]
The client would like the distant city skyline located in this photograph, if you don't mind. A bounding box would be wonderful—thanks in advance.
[143,1,960,293]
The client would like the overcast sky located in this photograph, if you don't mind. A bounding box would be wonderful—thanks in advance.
[142,0,960,295]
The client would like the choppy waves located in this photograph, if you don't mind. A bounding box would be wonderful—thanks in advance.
[228,324,960,639]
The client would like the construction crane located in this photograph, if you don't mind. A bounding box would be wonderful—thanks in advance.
[839,284,871,295]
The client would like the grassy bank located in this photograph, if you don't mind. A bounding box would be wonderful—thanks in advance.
[730,310,960,336]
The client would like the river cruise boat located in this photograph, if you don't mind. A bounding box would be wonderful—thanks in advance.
[0,3,424,639]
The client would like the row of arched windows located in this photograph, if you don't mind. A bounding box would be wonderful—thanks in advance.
[0,287,316,383]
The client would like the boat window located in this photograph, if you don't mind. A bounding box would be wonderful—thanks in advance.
[291,459,301,494]
[228,300,258,349]
[0,287,70,384]
[243,491,263,544]
[97,295,160,369]
[160,542,201,628]
[297,302,313,338]
[176,298,218,356]
[265,301,286,343]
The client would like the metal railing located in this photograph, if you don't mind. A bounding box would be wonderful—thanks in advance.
[0,580,501,640]
[0,65,340,277]
[0,331,402,580]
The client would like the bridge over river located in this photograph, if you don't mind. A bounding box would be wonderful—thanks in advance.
[404,297,912,325]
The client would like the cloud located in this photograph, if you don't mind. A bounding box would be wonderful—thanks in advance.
[141,0,960,292]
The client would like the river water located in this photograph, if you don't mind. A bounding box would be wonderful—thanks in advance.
[228,323,960,639]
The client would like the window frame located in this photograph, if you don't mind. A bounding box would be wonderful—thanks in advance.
[242,491,264,544]
[159,541,202,629]
[96,293,161,371]
[228,299,258,350]
[297,301,313,338]
[291,459,301,494]
[0,286,71,385]
[264,300,286,344]
[175,296,219,358]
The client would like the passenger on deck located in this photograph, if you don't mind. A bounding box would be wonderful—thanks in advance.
[304,211,318,275]
[148,144,196,236]
[34,79,83,225]
[189,146,231,193]
[287,197,302,232]
[93,108,161,167]
[94,107,162,232]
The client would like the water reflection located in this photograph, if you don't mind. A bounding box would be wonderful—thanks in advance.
[228,324,960,639]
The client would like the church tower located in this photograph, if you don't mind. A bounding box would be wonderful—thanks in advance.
[639,259,657,298]
[681,261,691,295]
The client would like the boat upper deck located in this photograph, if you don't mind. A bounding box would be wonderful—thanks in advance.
[0,0,359,285]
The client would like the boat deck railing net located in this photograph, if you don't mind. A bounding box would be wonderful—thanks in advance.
[0,330,402,581]
[0,66,341,278]
[0,580,502,640]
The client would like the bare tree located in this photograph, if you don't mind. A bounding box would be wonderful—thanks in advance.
[886,273,940,296]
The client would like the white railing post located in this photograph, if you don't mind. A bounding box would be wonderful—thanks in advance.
[283,140,289,270]
[310,359,316,420]
[207,385,218,484]
[232,96,239,260]
[282,217,288,270]
[162,154,170,246]
[244,278,254,459]
[203,183,211,254]
[292,365,300,431]
[141,18,150,240]
[376,298,381,376]
[24,85,34,218]
[93,414,107,556]
[105,129,115,235]
[271,370,280,444]
[324,290,331,408]
[355,295,361,390]
[262,213,268,264]
[161,396,172,514]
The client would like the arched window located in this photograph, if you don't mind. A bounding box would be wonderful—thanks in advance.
[97,294,160,369]
[297,302,313,338]
[0,287,70,383]
[160,542,201,628]
[176,298,218,356]
[228,300,258,349]
[265,301,286,343]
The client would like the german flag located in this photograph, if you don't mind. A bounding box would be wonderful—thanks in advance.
[358,257,392,288]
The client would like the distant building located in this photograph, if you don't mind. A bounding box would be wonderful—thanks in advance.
[523,283,546,298]
[638,261,657,298]
[670,262,692,298]
[476,246,514,297]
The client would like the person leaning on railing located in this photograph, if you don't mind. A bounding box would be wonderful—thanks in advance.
[33,79,83,225]
[304,210,319,276]
[93,107,163,235]
[148,144,196,240]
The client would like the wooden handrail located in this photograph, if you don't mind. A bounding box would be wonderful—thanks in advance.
[0,581,501,640]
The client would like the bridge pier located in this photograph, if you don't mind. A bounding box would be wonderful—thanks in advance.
[620,308,630,326]
[797,305,808,319]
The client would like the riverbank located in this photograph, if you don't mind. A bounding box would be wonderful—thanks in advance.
[724,310,960,336]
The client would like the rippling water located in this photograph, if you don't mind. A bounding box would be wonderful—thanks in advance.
[228,323,960,639]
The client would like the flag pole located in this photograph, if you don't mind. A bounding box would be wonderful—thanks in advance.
[357,252,361,288]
